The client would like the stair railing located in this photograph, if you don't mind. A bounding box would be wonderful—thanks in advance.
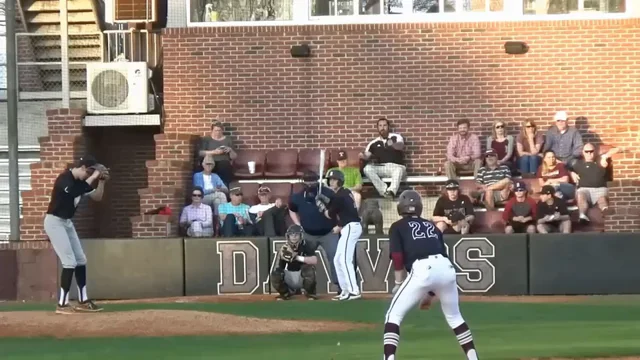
[102,28,162,69]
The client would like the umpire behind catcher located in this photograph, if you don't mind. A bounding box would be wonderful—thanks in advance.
[288,171,341,290]
[271,225,318,300]
[44,155,109,314]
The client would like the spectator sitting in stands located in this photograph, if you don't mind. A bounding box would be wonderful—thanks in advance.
[445,118,482,180]
[542,111,583,170]
[198,122,237,187]
[502,181,537,234]
[485,119,515,174]
[218,187,253,237]
[516,119,544,177]
[537,150,575,200]
[571,143,621,224]
[536,185,572,234]
[359,117,406,199]
[179,186,214,237]
[193,155,228,214]
[326,150,363,209]
[248,186,287,237]
[432,179,475,234]
[472,149,513,210]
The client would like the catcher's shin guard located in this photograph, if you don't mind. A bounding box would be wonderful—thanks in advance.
[301,264,317,295]
[270,268,289,296]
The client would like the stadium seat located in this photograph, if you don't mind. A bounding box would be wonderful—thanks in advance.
[297,149,328,177]
[470,210,503,233]
[233,150,265,179]
[267,182,294,206]
[329,148,362,169]
[265,150,298,178]
[570,207,605,232]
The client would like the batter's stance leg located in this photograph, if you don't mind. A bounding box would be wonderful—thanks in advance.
[382,260,478,360]
[437,274,478,360]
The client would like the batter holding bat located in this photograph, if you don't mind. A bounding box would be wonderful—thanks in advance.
[383,190,479,360]
[44,155,109,314]
[316,169,362,301]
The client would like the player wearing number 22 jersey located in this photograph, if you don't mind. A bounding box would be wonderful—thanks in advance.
[383,190,479,360]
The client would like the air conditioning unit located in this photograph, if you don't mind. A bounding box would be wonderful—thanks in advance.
[86,62,149,114]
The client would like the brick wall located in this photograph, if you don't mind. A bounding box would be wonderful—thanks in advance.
[162,19,640,180]
[604,180,640,233]
[20,109,94,241]
[0,241,58,301]
[89,127,157,237]
[16,36,44,92]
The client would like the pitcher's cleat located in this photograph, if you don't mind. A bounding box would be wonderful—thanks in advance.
[55,305,77,315]
[74,300,103,312]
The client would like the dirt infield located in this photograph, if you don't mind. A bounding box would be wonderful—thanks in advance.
[99,294,589,305]
[0,309,371,338]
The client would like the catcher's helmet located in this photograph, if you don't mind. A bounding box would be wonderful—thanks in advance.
[326,169,345,187]
[285,225,304,250]
[397,190,423,217]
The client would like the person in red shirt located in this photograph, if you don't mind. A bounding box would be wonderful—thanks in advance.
[503,181,537,234]
[536,150,575,199]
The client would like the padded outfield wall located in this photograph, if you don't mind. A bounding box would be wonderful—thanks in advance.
[40,233,640,301]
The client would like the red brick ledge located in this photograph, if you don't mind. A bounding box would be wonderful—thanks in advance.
[0,241,53,250]
[45,108,85,117]
[163,18,640,35]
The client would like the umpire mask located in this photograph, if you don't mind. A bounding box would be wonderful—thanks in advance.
[285,225,304,251]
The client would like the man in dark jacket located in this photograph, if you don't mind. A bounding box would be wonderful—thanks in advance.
[288,171,341,290]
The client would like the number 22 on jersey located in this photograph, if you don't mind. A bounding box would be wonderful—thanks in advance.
[408,221,438,241]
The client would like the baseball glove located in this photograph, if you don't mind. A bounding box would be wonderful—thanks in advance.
[91,163,110,181]
[448,211,465,223]
[280,243,297,263]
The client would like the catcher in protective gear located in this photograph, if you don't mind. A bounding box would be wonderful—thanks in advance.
[271,225,319,300]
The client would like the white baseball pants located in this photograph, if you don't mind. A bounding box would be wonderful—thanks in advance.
[334,222,362,295]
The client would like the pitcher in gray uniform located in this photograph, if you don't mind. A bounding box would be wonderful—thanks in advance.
[44,155,109,314]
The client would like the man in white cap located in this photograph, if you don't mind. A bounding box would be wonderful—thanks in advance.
[542,111,584,170]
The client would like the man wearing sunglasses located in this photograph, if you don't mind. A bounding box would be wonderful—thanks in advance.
[179,186,214,237]
[570,143,620,223]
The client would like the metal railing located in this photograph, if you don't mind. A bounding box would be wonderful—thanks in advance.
[103,29,162,68]
[15,29,161,100]
[15,32,104,100]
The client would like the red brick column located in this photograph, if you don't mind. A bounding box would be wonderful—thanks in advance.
[0,241,58,301]
[130,133,198,238]
[20,109,95,241]
[603,180,640,232]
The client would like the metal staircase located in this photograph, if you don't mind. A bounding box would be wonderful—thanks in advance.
[0,146,40,241]
[18,0,103,94]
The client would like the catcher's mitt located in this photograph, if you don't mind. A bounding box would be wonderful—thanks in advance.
[279,243,297,263]
[91,163,110,181]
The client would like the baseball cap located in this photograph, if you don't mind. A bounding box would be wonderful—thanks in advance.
[554,111,568,121]
[258,186,271,194]
[514,181,527,192]
[484,149,497,157]
[537,185,555,195]
[78,155,97,168]
[337,150,348,161]
[229,187,243,196]
[445,179,460,190]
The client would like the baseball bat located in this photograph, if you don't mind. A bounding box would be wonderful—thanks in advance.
[317,149,326,195]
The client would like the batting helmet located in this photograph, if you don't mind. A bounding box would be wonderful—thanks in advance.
[397,190,423,217]
[285,225,304,251]
[326,169,345,187]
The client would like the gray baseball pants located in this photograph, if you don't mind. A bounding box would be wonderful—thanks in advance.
[44,214,87,268]
[305,231,339,286]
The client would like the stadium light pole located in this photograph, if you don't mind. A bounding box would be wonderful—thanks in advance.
[7,0,21,241]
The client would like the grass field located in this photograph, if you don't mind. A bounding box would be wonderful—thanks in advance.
[2,295,640,360]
